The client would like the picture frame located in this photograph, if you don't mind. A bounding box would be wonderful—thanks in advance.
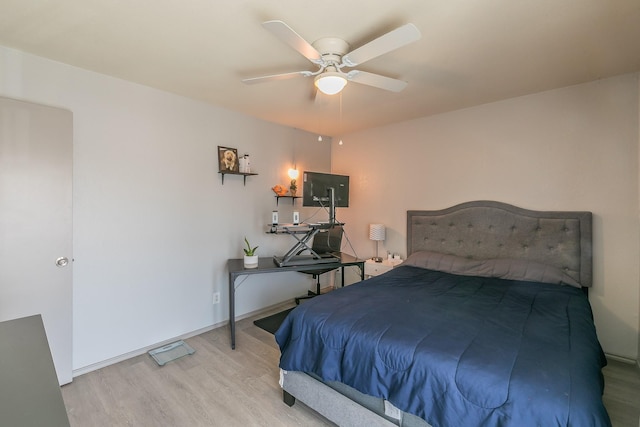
[218,146,239,172]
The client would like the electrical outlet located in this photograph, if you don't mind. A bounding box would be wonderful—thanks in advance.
[213,292,220,304]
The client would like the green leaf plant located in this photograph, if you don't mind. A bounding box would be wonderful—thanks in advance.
[243,237,258,256]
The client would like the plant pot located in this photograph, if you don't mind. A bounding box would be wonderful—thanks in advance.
[243,255,258,269]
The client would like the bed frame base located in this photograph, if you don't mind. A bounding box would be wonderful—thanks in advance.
[281,370,400,426]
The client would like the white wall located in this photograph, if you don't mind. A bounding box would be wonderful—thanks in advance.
[333,73,640,361]
[3,44,638,367]
[1,46,332,371]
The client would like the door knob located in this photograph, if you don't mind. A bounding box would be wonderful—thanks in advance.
[55,257,69,268]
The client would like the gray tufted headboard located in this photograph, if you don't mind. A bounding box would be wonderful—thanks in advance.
[407,201,592,287]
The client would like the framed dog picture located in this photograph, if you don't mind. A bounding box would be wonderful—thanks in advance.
[218,146,239,172]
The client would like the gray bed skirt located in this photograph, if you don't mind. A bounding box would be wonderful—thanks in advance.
[280,370,431,427]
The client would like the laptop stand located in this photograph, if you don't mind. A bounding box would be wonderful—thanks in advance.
[271,223,342,267]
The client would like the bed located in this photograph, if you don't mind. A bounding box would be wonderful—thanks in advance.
[275,201,611,427]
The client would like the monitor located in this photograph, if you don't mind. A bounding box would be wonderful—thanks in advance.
[302,171,349,208]
[302,171,349,225]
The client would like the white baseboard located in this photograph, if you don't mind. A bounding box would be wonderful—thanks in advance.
[71,323,219,377]
[604,352,639,366]
[72,300,294,378]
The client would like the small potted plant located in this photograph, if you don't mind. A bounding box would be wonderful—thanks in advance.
[289,178,297,197]
[243,237,259,268]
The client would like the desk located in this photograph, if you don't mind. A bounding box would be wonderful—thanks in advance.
[0,315,70,426]
[227,253,364,349]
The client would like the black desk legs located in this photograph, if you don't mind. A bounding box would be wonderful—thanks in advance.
[339,265,364,287]
[229,272,236,350]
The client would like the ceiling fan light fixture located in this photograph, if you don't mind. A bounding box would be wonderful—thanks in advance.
[315,72,347,95]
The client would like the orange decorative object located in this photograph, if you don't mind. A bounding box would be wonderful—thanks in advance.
[272,185,287,196]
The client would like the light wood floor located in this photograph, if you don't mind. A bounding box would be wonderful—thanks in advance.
[602,356,640,427]
[62,306,640,427]
[62,305,331,427]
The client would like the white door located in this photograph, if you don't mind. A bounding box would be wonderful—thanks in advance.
[0,97,73,385]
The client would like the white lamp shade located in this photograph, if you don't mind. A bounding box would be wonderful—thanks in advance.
[315,72,348,95]
[288,168,299,179]
[369,224,386,241]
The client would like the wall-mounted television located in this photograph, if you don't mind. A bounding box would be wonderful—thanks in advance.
[302,171,349,224]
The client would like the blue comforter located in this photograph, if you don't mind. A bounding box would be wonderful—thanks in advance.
[276,265,611,427]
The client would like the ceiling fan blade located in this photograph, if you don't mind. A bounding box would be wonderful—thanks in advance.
[242,71,309,85]
[342,23,421,67]
[347,70,408,92]
[262,20,322,64]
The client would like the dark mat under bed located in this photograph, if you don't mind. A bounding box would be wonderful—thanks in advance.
[253,307,295,335]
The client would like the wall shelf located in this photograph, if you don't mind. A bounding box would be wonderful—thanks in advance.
[219,171,258,185]
[275,195,301,205]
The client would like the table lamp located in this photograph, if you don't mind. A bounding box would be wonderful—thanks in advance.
[369,224,386,262]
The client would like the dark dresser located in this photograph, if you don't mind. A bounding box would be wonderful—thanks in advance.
[0,314,70,426]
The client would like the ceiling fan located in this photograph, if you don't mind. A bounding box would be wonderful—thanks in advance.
[242,20,422,95]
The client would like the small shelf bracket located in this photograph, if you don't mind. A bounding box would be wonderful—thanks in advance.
[275,195,301,205]
[219,171,258,186]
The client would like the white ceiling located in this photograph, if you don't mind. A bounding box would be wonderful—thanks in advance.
[1,0,639,136]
